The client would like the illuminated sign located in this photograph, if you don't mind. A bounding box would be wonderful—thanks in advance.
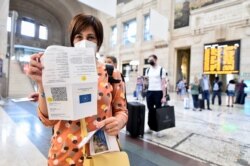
[203,40,240,74]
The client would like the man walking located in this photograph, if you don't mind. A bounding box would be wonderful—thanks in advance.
[212,76,223,106]
[145,54,166,137]
[199,74,212,111]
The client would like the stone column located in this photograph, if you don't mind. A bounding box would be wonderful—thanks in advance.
[0,0,10,97]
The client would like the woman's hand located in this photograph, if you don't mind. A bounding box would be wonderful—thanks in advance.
[28,53,43,85]
[104,117,121,136]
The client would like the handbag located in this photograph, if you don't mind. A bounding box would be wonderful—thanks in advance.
[80,119,130,166]
[150,105,175,132]
[85,151,130,166]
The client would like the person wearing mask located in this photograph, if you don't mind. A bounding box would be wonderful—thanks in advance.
[28,14,128,165]
[199,74,212,110]
[105,56,118,68]
[104,55,126,99]
[145,54,166,137]
[212,76,223,106]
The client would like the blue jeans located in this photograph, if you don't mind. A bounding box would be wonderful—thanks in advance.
[192,94,199,108]
[202,90,210,109]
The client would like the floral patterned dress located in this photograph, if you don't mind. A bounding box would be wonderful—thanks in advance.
[37,63,128,166]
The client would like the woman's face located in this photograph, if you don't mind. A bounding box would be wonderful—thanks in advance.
[73,26,97,46]
[105,58,115,66]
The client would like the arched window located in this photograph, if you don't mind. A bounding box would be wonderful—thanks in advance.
[21,18,35,37]
[39,25,48,40]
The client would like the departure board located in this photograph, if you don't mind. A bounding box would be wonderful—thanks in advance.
[203,40,240,74]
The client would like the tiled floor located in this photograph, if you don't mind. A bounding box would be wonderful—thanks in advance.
[0,92,249,166]
[0,105,47,166]
[0,96,206,166]
[127,93,250,166]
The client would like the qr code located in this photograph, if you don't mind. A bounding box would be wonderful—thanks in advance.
[51,87,67,101]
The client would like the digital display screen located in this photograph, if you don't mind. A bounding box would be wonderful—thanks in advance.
[203,40,240,74]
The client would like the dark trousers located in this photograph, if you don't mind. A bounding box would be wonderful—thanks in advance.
[236,91,246,104]
[192,94,199,108]
[212,90,221,105]
[202,90,210,109]
[146,91,163,130]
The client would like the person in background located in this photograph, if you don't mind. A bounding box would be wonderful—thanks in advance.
[199,74,212,111]
[145,54,166,137]
[142,77,148,100]
[105,55,118,68]
[235,79,248,104]
[226,79,236,107]
[28,14,128,165]
[105,55,125,83]
[135,76,144,100]
[176,79,181,96]
[29,92,39,102]
[190,76,199,111]
[177,78,186,100]
[164,73,170,104]
[212,76,223,106]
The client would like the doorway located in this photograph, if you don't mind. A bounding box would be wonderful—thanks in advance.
[176,49,190,85]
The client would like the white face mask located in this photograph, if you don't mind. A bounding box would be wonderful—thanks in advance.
[74,39,97,51]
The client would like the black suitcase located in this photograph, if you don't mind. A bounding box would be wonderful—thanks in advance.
[126,102,145,137]
[199,99,205,109]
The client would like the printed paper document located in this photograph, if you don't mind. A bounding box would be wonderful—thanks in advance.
[42,45,98,120]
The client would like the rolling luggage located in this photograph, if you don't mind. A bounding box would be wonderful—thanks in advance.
[126,102,145,138]
[184,97,190,109]
[199,99,205,109]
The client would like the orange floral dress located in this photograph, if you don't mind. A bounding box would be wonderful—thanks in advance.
[37,63,128,166]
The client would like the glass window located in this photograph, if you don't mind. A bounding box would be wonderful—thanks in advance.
[123,19,136,45]
[21,20,35,37]
[144,14,152,41]
[110,25,117,47]
[39,25,48,40]
[7,16,11,32]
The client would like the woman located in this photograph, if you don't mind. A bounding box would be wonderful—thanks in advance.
[105,56,117,68]
[227,79,236,107]
[190,77,199,111]
[177,78,186,100]
[28,14,128,166]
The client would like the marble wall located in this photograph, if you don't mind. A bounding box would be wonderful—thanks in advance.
[102,0,250,93]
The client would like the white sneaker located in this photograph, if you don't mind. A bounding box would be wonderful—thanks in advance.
[156,132,164,138]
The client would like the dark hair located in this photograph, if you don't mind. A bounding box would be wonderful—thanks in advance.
[106,56,117,64]
[229,79,235,84]
[149,54,158,60]
[69,13,103,51]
